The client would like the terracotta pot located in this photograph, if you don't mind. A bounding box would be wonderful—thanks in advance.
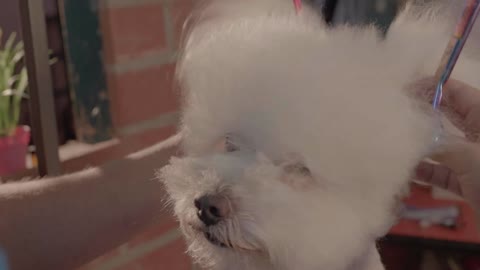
[0,126,31,176]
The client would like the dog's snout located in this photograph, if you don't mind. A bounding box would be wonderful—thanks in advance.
[194,195,230,226]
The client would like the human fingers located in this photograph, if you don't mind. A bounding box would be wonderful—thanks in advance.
[415,161,463,195]
[409,77,480,140]
[441,79,480,141]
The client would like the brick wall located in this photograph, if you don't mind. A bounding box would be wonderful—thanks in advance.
[77,1,196,269]
[99,0,195,138]
[78,218,194,270]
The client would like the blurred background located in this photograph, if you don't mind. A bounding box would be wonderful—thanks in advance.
[0,0,410,179]
[0,0,479,269]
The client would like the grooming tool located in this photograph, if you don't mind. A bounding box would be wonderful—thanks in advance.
[293,0,302,13]
[433,0,480,112]
[401,204,460,229]
[430,0,480,149]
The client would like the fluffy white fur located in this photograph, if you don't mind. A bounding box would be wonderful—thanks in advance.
[160,1,480,269]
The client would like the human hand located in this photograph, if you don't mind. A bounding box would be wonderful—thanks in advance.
[412,78,480,213]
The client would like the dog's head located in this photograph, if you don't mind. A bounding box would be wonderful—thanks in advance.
[161,134,384,270]
[159,1,447,269]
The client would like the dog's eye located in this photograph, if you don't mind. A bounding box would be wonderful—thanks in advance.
[213,135,239,153]
[279,160,315,190]
[283,163,311,177]
[225,137,238,152]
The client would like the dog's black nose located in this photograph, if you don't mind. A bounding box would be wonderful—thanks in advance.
[194,195,230,226]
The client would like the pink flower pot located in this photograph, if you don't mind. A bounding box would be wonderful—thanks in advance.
[0,126,31,176]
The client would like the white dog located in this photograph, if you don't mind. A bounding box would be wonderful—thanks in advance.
[160,1,480,269]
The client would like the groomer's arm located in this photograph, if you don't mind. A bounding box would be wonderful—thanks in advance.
[0,134,181,270]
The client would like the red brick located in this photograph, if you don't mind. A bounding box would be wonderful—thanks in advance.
[127,218,180,248]
[137,239,191,270]
[112,262,143,270]
[132,125,177,145]
[170,0,196,47]
[108,64,180,128]
[77,244,128,270]
[100,3,167,64]
[77,215,180,270]
[109,239,190,270]
[60,125,177,173]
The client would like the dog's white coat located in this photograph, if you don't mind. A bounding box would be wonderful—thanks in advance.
[160,1,480,269]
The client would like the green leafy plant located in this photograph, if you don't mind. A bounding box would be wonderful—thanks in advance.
[0,29,28,137]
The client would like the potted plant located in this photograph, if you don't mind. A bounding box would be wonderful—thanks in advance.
[0,29,30,175]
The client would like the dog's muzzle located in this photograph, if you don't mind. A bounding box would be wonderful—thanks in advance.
[194,194,230,226]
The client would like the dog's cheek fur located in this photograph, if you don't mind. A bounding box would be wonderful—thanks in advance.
[160,155,273,269]
[160,156,387,270]
[236,163,374,270]
[159,159,225,269]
